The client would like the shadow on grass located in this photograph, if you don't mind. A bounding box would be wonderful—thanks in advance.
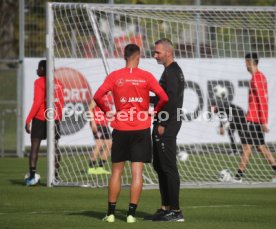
[68,209,149,222]
[9,179,47,187]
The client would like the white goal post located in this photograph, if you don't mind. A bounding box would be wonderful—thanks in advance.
[46,3,276,188]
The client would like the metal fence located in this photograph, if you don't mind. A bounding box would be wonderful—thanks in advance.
[0,106,17,156]
[0,68,17,156]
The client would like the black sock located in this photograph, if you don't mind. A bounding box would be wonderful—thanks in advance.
[98,160,106,167]
[89,160,97,168]
[107,202,116,215]
[272,165,276,174]
[127,203,137,217]
[30,167,36,179]
[235,169,244,178]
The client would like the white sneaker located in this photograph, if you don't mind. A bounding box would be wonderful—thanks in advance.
[232,177,242,183]
[102,214,115,223]
[127,215,137,223]
[25,177,37,186]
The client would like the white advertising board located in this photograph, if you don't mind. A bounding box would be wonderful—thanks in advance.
[23,58,276,146]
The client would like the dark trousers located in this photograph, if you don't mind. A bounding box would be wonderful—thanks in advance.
[228,128,238,153]
[152,120,182,209]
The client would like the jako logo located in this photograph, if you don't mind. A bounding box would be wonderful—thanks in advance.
[120,97,127,103]
[128,97,143,103]
[55,67,92,135]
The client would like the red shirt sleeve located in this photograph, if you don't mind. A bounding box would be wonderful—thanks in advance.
[26,79,45,124]
[147,73,168,113]
[255,74,268,124]
[93,75,113,113]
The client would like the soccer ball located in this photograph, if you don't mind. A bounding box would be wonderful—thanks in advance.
[218,169,232,182]
[24,173,41,184]
[178,151,189,162]
[213,85,229,99]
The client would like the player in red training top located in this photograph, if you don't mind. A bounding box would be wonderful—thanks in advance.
[87,94,113,175]
[233,53,276,183]
[25,60,64,186]
[94,44,168,223]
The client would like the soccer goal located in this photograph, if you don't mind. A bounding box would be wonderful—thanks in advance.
[46,3,276,188]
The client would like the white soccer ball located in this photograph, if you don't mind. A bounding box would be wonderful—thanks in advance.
[218,169,232,182]
[178,151,189,162]
[213,85,229,99]
[24,173,41,184]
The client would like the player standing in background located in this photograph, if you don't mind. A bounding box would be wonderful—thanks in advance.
[233,53,276,183]
[87,94,113,175]
[212,99,247,155]
[25,60,64,186]
[145,38,185,222]
[93,44,168,223]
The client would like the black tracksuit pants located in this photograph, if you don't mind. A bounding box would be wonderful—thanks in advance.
[152,120,182,209]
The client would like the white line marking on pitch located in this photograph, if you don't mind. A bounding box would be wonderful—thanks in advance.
[186,204,254,209]
[0,210,89,215]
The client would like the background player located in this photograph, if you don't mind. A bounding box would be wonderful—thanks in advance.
[212,96,247,155]
[25,60,64,186]
[87,94,113,175]
[233,53,276,183]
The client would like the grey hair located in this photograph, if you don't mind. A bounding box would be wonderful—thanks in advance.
[155,38,173,49]
[155,38,174,55]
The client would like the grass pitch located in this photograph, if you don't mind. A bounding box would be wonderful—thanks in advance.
[1,157,276,229]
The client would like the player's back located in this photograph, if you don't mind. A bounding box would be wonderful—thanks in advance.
[109,67,154,131]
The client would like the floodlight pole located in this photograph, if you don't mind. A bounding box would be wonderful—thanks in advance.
[17,0,25,158]
[108,0,115,58]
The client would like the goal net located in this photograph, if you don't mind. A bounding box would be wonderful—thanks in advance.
[46,3,276,187]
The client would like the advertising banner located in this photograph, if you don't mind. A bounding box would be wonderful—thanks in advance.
[23,58,276,146]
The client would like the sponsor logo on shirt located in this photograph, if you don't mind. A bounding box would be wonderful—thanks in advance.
[120,97,127,103]
[128,97,143,103]
[126,79,146,86]
[120,97,143,103]
[116,79,125,86]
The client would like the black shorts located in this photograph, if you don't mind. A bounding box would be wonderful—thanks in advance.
[111,128,152,163]
[31,118,61,140]
[240,122,265,146]
[93,125,111,140]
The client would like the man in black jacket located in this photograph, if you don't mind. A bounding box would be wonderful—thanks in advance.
[146,38,185,222]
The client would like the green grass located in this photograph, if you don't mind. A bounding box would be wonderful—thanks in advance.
[1,157,276,229]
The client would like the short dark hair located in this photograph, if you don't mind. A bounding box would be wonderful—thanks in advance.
[155,38,173,47]
[245,52,258,65]
[37,60,46,76]
[124,44,140,60]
